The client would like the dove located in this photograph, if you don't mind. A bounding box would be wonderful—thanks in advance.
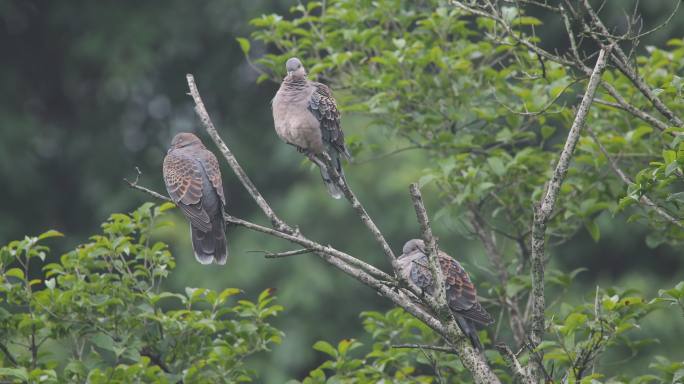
[272,57,351,199]
[398,239,493,350]
[163,132,227,265]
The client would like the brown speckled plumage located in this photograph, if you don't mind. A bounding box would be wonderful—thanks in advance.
[272,57,350,199]
[163,132,227,265]
[398,239,493,350]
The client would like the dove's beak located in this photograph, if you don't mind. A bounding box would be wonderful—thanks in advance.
[287,70,293,75]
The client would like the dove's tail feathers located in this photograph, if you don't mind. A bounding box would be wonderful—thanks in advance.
[190,211,228,265]
[455,315,485,352]
[319,151,345,199]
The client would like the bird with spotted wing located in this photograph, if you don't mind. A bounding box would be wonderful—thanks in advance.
[163,132,228,265]
[271,57,351,199]
[397,239,493,351]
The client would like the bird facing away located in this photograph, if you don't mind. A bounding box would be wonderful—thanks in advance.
[397,239,493,351]
[163,132,228,265]
[271,57,351,199]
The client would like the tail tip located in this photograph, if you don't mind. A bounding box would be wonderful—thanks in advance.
[194,252,214,265]
[214,251,228,265]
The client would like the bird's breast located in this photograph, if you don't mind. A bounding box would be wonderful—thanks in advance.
[273,103,323,153]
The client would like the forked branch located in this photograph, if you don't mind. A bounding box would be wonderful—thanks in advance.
[127,74,503,384]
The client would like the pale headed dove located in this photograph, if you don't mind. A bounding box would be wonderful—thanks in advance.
[398,239,493,350]
[163,132,228,265]
[271,57,351,199]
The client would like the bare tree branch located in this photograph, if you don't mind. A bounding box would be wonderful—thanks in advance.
[454,0,672,134]
[250,248,315,258]
[495,343,533,384]
[125,174,172,203]
[529,47,610,379]
[392,344,458,354]
[469,210,526,346]
[225,217,500,384]
[316,154,399,270]
[186,74,293,233]
[409,184,448,311]
[579,0,683,127]
[597,82,670,132]
[0,341,18,367]
[587,128,684,229]
[127,73,505,383]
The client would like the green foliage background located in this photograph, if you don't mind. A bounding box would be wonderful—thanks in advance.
[2,0,684,382]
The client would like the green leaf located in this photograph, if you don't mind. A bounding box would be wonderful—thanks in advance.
[667,192,684,202]
[584,220,600,242]
[418,174,435,187]
[313,341,337,358]
[218,288,242,304]
[236,38,251,55]
[156,202,176,213]
[663,149,676,164]
[541,126,556,140]
[487,157,505,177]
[91,333,115,352]
[6,268,24,280]
[512,16,542,26]
[38,230,64,240]
[337,338,361,357]
[0,367,28,381]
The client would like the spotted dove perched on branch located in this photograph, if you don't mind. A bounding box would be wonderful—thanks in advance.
[163,132,228,265]
[398,239,493,350]
[271,57,351,199]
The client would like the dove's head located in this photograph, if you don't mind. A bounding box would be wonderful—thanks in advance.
[402,239,426,255]
[285,57,306,79]
[170,132,202,150]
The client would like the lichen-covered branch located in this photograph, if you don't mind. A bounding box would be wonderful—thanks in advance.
[528,47,610,378]
[409,184,448,311]
[496,343,533,384]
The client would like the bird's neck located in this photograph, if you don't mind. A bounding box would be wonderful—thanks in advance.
[283,76,307,91]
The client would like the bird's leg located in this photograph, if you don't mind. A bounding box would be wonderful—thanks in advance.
[308,153,327,169]
[286,142,307,153]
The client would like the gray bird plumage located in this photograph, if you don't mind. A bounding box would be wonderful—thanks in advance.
[398,239,493,351]
[163,132,228,265]
[272,57,351,199]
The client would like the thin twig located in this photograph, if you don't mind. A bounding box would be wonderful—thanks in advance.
[469,210,525,346]
[593,87,669,132]
[355,145,424,165]
[579,0,683,127]
[251,248,315,259]
[587,128,684,228]
[125,172,173,203]
[225,215,392,281]
[315,154,398,269]
[495,343,533,384]
[0,342,18,367]
[392,344,458,354]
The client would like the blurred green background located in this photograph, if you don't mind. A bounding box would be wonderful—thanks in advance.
[1,1,683,382]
